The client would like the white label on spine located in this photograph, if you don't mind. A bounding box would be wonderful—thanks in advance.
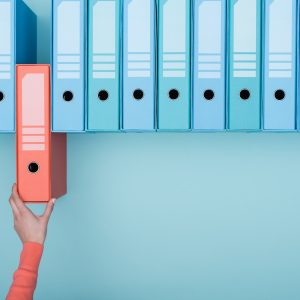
[268,0,293,78]
[198,1,221,79]
[22,74,45,126]
[22,144,45,151]
[57,1,80,54]
[22,127,45,134]
[22,136,45,143]
[57,1,81,79]
[22,73,46,152]
[93,1,116,79]
[163,0,186,78]
[128,0,150,53]
[0,2,11,79]
[127,0,151,78]
[233,0,257,78]
[0,2,11,55]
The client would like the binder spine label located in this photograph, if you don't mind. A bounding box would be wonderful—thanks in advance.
[233,1,257,79]
[0,1,12,80]
[57,1,81,79]
[162,0,187,78]
[267,0,293,79]
[127,0,151,79]
[21,74,47,152]
[92,1,116,80]
[197,1,222,80]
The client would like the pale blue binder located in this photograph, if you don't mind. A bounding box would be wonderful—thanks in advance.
[158,0,191,131]
[122,0,156,131]
[193,0,226,131]
[298,0,300,131]
[52,0,86,132]
[87,0,120,132]
[263,0,297,131]
[0,0,36,133]
[228,0,262,131]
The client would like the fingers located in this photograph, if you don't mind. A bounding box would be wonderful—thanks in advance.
[11,184,28,213]
[42,198,56,223]
[9,196,20,219]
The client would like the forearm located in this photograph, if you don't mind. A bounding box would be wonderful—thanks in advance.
[6,242,44,300]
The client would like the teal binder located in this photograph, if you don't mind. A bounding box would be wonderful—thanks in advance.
[122,0,156,132]
[263,0,297,131]
[87,0,120,131]
[228,0,262,131]
[52,0,86,132]
[157,0,191,131]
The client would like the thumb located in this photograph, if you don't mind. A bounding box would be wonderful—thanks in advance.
[42,198,56,222]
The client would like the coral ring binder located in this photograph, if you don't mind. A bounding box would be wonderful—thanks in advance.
[16,65,67,202]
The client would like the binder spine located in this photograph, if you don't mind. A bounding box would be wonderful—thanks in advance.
[122,0,156,131]
[158,0,191,131]
[193,0,226,131]
[87,0,120,131]
[17,65,51,202]
[228,0,262,131]
[17,65,66,202]
[297,0,300,130]
[263,0,297,131]
[52,0,85,132]
[0,0,14,132]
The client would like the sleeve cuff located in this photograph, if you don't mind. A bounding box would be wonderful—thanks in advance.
[19,242,44,272]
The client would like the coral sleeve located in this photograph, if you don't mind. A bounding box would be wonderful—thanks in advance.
[6,242,44,300]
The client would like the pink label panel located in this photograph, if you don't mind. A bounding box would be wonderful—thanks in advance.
[22,74,45,126]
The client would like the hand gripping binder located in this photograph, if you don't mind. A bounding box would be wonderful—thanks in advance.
[228,0,262,130]
[0,0,36,132]
[193,0,226,131]
[52,0,86,132]
[158,0,191,131]
[122,0,156,131]
[16,65,67,203]
[263,0,297,131]
[87,0,120,131]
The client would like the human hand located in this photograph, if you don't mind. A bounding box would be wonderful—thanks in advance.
[9,184,55,245]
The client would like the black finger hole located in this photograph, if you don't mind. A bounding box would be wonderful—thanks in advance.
[204,89,215,101]
[98,90,109,101]
[133,89,144,100]
[274,89,285,101]
[0,91,4,101]
[169,89,179,100]
[240,89,250,100]
[63,91,74,102]
[28,162,39,173]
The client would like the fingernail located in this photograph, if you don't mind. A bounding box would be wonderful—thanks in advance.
[52,198,56,204]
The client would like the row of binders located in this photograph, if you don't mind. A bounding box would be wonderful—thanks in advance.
[1,0,300,133]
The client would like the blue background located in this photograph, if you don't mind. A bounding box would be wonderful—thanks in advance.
[0,1,300,299]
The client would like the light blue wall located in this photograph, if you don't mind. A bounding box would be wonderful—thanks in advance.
[0,2,300,299]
